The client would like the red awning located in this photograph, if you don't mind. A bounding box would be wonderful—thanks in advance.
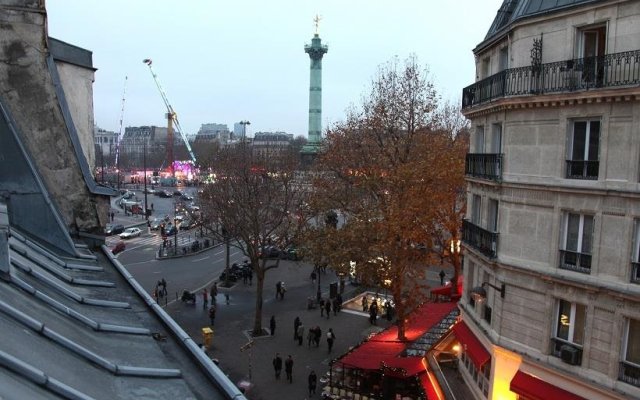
[510,371,586,400]
[452,321,490,368]
[420,371,440,400]
[430,284,453,296]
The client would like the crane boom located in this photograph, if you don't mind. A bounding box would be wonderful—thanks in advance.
[114,76,128,167]
[142,59,197,164]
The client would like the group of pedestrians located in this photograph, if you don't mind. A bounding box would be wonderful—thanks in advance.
[319,294,342,318]
[271,353,317,395]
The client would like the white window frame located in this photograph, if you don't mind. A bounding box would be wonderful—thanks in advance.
[487,199,499,232]
[567,120,600,164]
[562,213,593,254]
[554,299,585,346]
[491,123,502,154]
[472,195,482,226]
[475,126,485,153]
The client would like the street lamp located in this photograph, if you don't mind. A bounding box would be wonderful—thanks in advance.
[470,282,506,303]
[239,120,251,140]
[143,137,149,222]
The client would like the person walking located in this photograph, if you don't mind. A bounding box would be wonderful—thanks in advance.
[361,295,368,312]
[202,289,208,309]
[210,283,217,303]
[270,315,276,336]
[307,328,314,347]
[297,324,304,346]
[208,305,216,326]
[284,355,294,383]
[160,278,167,297]
[314,326,322,347]
[319,299,325,317]
[276,281,282,299]
[439,269,446,286]
[294,316,301,341]
[272,353,283,380]
[308,370,317,396]
[327,328,336,352]
[324,299,331,319]
[332,297,339,316]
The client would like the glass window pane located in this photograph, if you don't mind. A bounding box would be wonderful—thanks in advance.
[588,121,600,161]
[573,304,586,345]
[556,300,571,340]
[572,122,587,160]
[627,319,640,364]
[581,216,593,253]
[566,214,580,251]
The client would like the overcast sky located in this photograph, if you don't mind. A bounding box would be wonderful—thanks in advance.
[46,0,503,138]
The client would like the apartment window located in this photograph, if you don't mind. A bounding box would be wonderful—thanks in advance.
[475,126,485,153]
[566,120,600,180]
[460,351,491,397]
[620,318,640,387]
[491,124,502,154]
[487,199,499,232]
[579,24,606,85]
[499,47,509,71]
[632,221,640,284]
[481,58,490,79]
[552,299,586,364]
[471,195,482,225]
[560,213,593,273]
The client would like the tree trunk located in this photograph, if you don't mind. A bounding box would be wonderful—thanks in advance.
[252,263,265,335]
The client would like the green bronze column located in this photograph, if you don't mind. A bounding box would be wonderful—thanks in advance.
[302,20,328,157]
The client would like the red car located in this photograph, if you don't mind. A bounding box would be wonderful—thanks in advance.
[111,241,126,255]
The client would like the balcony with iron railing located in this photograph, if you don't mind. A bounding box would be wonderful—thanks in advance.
[559,249,592,274]
[631,262,640,284]
[566,160,599,180]
[619,361,640,388]
[462,219,498,258]
[462,50,640,110]
[465,153,503,181]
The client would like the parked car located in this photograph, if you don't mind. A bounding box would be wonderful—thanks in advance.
[282,245,300,260]
[122,191,135,200]
[157,190,172,198]
[173,190,183,196]
[181,193,193,201]
[150,219,163,231]
[105,224,125,236]
[258,245,281,259]
[111,241,126,255]
[119,227,142,239]
[179,219,195,230]
[164,225,178,236]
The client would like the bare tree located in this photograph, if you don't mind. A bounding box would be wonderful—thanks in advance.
[199,142,308,335]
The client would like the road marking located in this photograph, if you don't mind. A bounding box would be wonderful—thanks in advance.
[124,259,157,267]
[192,256,210,262]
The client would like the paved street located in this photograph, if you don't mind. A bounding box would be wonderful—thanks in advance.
[109,189,453,400]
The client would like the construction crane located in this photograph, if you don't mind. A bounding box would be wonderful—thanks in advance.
[142,59,197,178]
[113,76,128,189]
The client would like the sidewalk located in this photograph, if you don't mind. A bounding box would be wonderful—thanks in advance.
[164,260,394,400]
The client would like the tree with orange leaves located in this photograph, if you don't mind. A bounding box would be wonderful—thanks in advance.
[308,56,468,340]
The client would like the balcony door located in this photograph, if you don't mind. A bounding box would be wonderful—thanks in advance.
[579,25,606,85]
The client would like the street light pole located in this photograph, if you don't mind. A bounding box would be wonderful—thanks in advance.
[143,138,148,221]
[240,120,251,140]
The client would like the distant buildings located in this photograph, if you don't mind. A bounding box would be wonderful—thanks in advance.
[460,1,640,399]
[196,123,231,143]
[252,131,294,156]
[94,125,118,157]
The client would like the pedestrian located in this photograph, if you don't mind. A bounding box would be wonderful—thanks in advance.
[208,305,216,326]
[308,370,317,396]
[327,328,336,352]
[307,328,314,347]
[202,289,208,309]
[313,326,322,347]
[297,324,304,346]
[225,293,230,305]
[210,283,217,303]
[272,353,283,380]
[284,355,294,383]
[294,316,301,341]
[161,278,167,297]
[276,281,282,299]
[332,297,339,316]
[319,299,325,317]
[369,302,378,325]
[310,270,317,284]
[270,315,276,336]
[151,203,154,211]
[280,282,286,299]
[324,299,331,319]
[439,269,446,286]
[361,295,368,312]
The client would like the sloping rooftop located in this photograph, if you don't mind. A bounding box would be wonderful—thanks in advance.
[483,0,604,44]
[0,203,242,399]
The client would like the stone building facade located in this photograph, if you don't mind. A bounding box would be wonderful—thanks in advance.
[460,1,640,399]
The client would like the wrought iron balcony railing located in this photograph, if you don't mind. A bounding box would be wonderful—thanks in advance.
[462,50,640,109]
[465,153,503,181]
[559,249,592,274]
[619,361,640,388]
[462,219,498,258]
[631,262,640,284]
[566,160,599,180]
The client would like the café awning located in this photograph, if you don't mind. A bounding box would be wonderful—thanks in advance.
[510,370,586,400]
[452,321,490,368]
